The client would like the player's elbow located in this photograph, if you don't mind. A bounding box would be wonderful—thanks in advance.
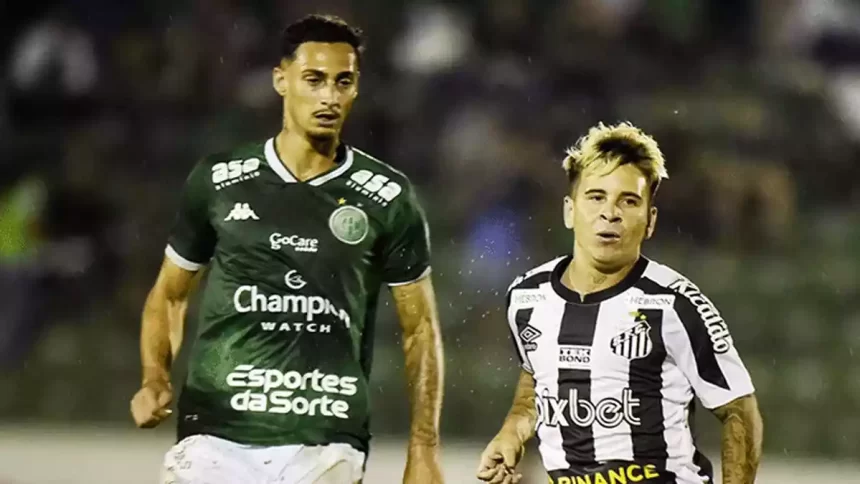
[714,394,764,454]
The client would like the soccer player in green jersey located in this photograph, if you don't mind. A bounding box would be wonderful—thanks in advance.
[129,15,445,484]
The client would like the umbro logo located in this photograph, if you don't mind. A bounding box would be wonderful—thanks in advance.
[519,324,542,352]
[225,203,259,221]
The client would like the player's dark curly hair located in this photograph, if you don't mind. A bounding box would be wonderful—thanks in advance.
[280,14,365,64]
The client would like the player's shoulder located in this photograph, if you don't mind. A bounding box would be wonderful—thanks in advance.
[181,139,268,193]
[643,257,734,353]
[347,145,413,186]
[641,256,713,302]
[187,139,267,176]
[200,139,266,166]
[506,255,565,295]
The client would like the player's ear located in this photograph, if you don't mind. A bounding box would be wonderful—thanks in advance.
[272,60,289,96]
[645,206,658,239]
[563,195,574,230]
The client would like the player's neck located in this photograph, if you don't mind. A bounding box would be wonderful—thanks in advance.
[275,130,339,182]
[564,250,639,299]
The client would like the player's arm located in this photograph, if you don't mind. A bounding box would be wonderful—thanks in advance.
[131,159,215,428]
[140,258,203,386]
[497,369,537,445]
[132,261,204,428]
[711,394,763,484]
[391,275,444,450]
[476,370,535,483]
[381,179,444,482]
[665,279,762,484]
[497,279,539,445]
[477,280,537,483]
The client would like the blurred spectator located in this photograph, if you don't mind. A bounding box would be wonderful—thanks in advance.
[0,166,46,368]
[7,7,99,126]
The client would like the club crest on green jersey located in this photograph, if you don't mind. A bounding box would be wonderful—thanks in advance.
[329,205,369,245]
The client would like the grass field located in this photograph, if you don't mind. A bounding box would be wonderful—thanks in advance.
[0,425,857,483]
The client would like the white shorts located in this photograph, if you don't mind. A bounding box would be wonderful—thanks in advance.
[161,435,366,484]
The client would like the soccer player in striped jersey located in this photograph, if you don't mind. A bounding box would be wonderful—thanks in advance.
[129,15,444,484]
[477,123,763,484]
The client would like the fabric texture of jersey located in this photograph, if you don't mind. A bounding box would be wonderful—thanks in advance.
[165,138,431,452]
[505,255,755,484]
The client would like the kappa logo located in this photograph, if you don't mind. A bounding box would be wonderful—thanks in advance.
[225,203,259,221]
[610,320,653,360]
[519,324,542,351]
[212,158,261,190]
[346,169,403,207]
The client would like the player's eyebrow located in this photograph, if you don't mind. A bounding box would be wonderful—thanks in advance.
[583,188,643,200]
[301,68,327,77]
[300,69,356,79]
[583,188,607,196]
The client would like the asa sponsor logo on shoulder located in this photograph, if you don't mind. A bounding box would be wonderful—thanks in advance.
[346,169,402,207]
[212,158,261,190]
[226,365,358,418]
[668,278,733,354]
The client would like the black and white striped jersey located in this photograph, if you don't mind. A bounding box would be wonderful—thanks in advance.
[506,255,755,484]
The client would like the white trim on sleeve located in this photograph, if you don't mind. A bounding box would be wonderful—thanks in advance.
[386,266,431,287]
[165,245,205,271]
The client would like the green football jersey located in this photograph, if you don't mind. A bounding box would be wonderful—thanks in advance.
[165,137,431,452]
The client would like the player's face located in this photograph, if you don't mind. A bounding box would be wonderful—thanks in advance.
[273,42,359,140]
[564,163,657,271]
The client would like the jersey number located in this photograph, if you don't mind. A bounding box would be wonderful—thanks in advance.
[212,158,261,184]
[349,170,402,201]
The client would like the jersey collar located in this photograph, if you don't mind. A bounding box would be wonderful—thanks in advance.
[550,255,649,305]
[264,137,354,186]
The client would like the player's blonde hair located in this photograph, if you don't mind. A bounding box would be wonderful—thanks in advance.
[562,122,668,203]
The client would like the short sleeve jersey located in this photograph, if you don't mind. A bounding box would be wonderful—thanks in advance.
[504,256,754,482]
[166,138,431,452]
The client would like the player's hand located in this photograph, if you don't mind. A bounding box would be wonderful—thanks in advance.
[130,378,173,428]
[476,429,525,483]
[403,443,444,484]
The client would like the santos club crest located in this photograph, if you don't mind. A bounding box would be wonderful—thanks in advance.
[610,318,653,360]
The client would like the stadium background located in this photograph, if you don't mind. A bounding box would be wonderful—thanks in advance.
[2,0,860,482]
